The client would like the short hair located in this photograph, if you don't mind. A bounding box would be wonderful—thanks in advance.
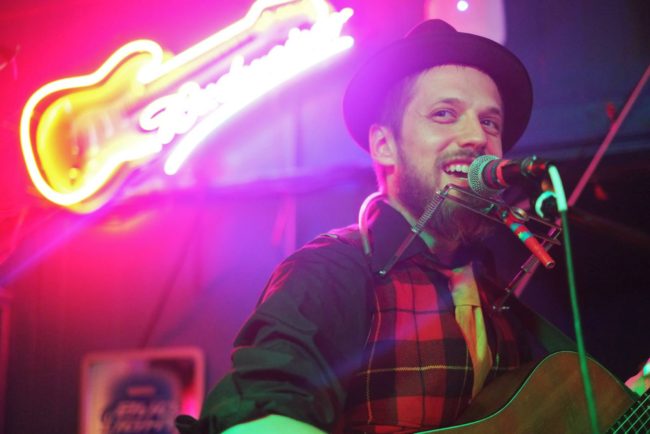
[372,71,422,190]
[376,72,421,142]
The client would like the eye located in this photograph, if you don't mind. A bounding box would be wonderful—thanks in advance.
[431,109,456,122]
[481,118,502,134]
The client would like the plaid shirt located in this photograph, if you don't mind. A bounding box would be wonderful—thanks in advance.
[192,200,531,434]
[342,202,530,433]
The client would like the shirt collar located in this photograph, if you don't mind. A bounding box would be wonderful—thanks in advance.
[365,198,475,274]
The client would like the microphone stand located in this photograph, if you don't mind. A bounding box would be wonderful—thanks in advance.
[432,185,562,310]
[501,66,650,433]
[433,183,600,433]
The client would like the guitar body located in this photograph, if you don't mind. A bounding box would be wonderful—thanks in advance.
[18,41,170,214]
[25,48,164,207]
[418,351,640,434]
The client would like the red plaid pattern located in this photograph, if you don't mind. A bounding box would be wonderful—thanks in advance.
[344,256,527,433]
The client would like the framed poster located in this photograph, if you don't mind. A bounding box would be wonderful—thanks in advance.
[80,346,204,434]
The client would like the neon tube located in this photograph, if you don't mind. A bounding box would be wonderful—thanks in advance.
[19,0,354,210]
[161,8,354,174]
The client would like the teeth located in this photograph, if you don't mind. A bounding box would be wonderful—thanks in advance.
[444,163,470,174]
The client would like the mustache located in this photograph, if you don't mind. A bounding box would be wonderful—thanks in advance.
[437,149,485,165]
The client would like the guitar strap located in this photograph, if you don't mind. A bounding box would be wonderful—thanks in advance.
[500,295,577,353]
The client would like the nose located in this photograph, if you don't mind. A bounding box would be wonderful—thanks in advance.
[457,114,488,153]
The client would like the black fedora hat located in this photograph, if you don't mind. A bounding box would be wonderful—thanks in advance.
[343,19,532,153]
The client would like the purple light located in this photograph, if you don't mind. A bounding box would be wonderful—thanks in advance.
[162,8,354,175]
[457,0,469,12]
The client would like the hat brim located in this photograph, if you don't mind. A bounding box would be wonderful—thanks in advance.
[343,26,532,153]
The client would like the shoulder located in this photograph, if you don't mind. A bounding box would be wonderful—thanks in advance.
[253,225,374,345]
[260,224,371,303]
[284,224,367,272]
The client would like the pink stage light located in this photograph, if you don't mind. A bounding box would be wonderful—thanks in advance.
[457,1,469,12]
[424,0,505,45]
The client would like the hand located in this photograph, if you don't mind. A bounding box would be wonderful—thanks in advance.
[625,357,650,396]
[222,415,328,434]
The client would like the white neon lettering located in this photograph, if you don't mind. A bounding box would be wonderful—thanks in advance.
[136,7,353,175]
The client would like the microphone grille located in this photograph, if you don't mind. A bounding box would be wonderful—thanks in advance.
[468,155,502,198]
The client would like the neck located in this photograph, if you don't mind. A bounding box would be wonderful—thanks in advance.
[386,195,462,264]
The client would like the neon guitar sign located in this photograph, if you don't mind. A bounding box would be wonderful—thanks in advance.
[20,0,354,211]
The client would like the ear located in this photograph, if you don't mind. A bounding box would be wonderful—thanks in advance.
[368,124,398,166]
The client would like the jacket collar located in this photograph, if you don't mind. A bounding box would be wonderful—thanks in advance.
[365,198,475,274]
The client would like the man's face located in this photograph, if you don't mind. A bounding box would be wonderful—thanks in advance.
[389,65,504,242]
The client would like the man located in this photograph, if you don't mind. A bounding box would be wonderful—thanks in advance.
[179,19,535,433]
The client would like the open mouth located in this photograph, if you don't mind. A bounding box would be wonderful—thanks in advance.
[442,160,472,178]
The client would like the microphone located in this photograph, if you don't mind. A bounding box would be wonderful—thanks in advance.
[468,155,552,197]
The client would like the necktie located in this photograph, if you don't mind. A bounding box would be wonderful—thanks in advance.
[444,264,493,398]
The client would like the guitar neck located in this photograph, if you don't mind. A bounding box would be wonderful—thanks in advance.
[606,389,650,433]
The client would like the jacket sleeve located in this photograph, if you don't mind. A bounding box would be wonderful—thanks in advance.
[194,234,373,433]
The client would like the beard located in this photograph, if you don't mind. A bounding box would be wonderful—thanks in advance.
[394,151,495,246]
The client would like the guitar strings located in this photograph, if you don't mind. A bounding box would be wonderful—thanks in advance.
[612,390,650,433]
[620,404,649,433]
[610,393,647,432]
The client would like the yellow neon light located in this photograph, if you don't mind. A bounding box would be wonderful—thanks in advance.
[20,41,164,206]
[19,0,352,211]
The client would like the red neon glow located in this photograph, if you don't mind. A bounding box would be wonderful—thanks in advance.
[19,0,353,211]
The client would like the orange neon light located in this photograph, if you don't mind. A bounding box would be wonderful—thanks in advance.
[20,0,353,211]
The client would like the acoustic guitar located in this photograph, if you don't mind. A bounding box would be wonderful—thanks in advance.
[418,351,648,433]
